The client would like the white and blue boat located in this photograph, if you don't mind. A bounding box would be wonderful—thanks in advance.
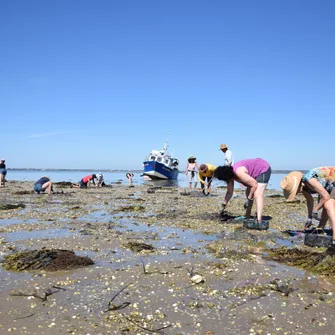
[143,136,179,180]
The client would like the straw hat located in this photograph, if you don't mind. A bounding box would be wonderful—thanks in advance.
[0,158,5,162]
[219,144,228,150]
[188,155,196,160]
[199,164,208,173]
[280,171,303,201]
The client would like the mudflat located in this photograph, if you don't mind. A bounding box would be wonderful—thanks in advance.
[0,181,335,335]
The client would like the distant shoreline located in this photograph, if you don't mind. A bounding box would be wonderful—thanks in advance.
[7,168,308,174]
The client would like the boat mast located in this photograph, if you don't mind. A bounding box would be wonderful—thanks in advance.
[162,133,170,153]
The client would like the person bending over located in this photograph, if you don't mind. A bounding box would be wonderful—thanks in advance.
[198,163,216,195]
[72,174,97,188]
[280,167,335,249]
[34,176,53,195]
[214,158,271,222]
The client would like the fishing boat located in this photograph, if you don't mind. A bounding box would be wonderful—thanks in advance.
[142,135,179,180]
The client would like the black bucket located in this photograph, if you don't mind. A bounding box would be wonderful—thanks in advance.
[304,233,333,247]
[243,219,269,231]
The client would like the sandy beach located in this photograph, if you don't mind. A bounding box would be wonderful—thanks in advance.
[1,181,335,335]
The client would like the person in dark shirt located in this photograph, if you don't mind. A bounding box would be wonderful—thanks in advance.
[0,158,7,187]
[34,176,53,194]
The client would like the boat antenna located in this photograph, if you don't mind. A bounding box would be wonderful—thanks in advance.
[162,133,170,153]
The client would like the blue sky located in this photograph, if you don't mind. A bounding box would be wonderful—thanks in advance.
[1,0,334,170]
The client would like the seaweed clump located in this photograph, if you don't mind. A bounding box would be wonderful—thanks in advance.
[267,247,335,276]
[0,203,26,210]
[3,249,94,271]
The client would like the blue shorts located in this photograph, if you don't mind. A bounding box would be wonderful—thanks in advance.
[34,183,43,194]
[0,168,7,176]
[256,167,271,183]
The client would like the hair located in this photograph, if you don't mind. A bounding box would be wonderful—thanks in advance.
[214,166,235,183]
[188,158,196,163]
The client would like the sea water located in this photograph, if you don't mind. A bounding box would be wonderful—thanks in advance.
[6,169,285,190]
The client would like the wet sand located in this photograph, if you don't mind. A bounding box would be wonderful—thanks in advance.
[0,181,335,335]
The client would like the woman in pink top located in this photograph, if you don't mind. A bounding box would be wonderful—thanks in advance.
[214,158,271,222]
[185,156,199,190]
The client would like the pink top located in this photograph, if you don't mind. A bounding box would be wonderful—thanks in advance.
[187,163,197,171]
[233,158,270,179]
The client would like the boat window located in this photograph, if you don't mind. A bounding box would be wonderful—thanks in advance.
[157,157,162,162]
[150,156,156,161]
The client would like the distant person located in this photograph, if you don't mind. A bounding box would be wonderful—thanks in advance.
[198,163,216,195]
[219,144,235,166]
[0,158,7,187]
[280,167,335,248]
[126,172,134,185]
[72,174,97,188]
[214,158,271,221]
[97,173,105,187]
[185,156,199,190]
[34,176,53,195]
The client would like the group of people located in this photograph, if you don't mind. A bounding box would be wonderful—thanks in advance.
[185,143,335,248]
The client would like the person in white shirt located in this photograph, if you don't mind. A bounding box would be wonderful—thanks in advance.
[219,144,234,166]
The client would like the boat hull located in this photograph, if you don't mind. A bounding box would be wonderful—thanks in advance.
[143,161,179,180]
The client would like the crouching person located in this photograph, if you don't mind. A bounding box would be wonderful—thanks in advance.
[34,176,53,195]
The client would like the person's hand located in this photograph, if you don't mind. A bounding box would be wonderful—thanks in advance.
[304,218,313,229]
[312,212,320,221]
[243,197,254,209]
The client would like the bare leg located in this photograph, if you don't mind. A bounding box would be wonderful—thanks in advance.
[189,182,192,190]
[0,174,3,187]
[254,183,267,221]
[324,199,335,242]
[194,182,197,190]
[245,187,253,219]
[42,181,52,195]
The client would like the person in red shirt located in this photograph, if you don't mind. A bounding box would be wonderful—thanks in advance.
[72,174,97,188]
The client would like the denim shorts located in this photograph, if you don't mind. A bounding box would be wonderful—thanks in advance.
[34,183,43,194]
[256,167,271,183]
[0,168,7,176]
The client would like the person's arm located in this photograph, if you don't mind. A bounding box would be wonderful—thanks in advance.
[198,172,204,184]
[305,178,330,213]
[224,180,234,204]
[302,190,314,218]
[235,168,258,199]
[185,163,189,174]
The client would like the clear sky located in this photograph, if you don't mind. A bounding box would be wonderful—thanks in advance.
[1,0,334,170]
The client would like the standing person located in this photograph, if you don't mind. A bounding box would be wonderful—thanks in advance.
[126,172,134,185]
[214,158,271,221]
[185,156,199,190]
[0,159,7,187]
[219,144,235,167]
[72,174,97,188]
[280,167,335,247]
[97,173,105,187]
[34,176,53,195]
[198,163,216,195]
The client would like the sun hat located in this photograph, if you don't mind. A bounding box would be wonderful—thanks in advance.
[219,144,228,150]
[199,164,208,173]
[0,158,5,161]
[280,171,303,201]
[188,155,196,160]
